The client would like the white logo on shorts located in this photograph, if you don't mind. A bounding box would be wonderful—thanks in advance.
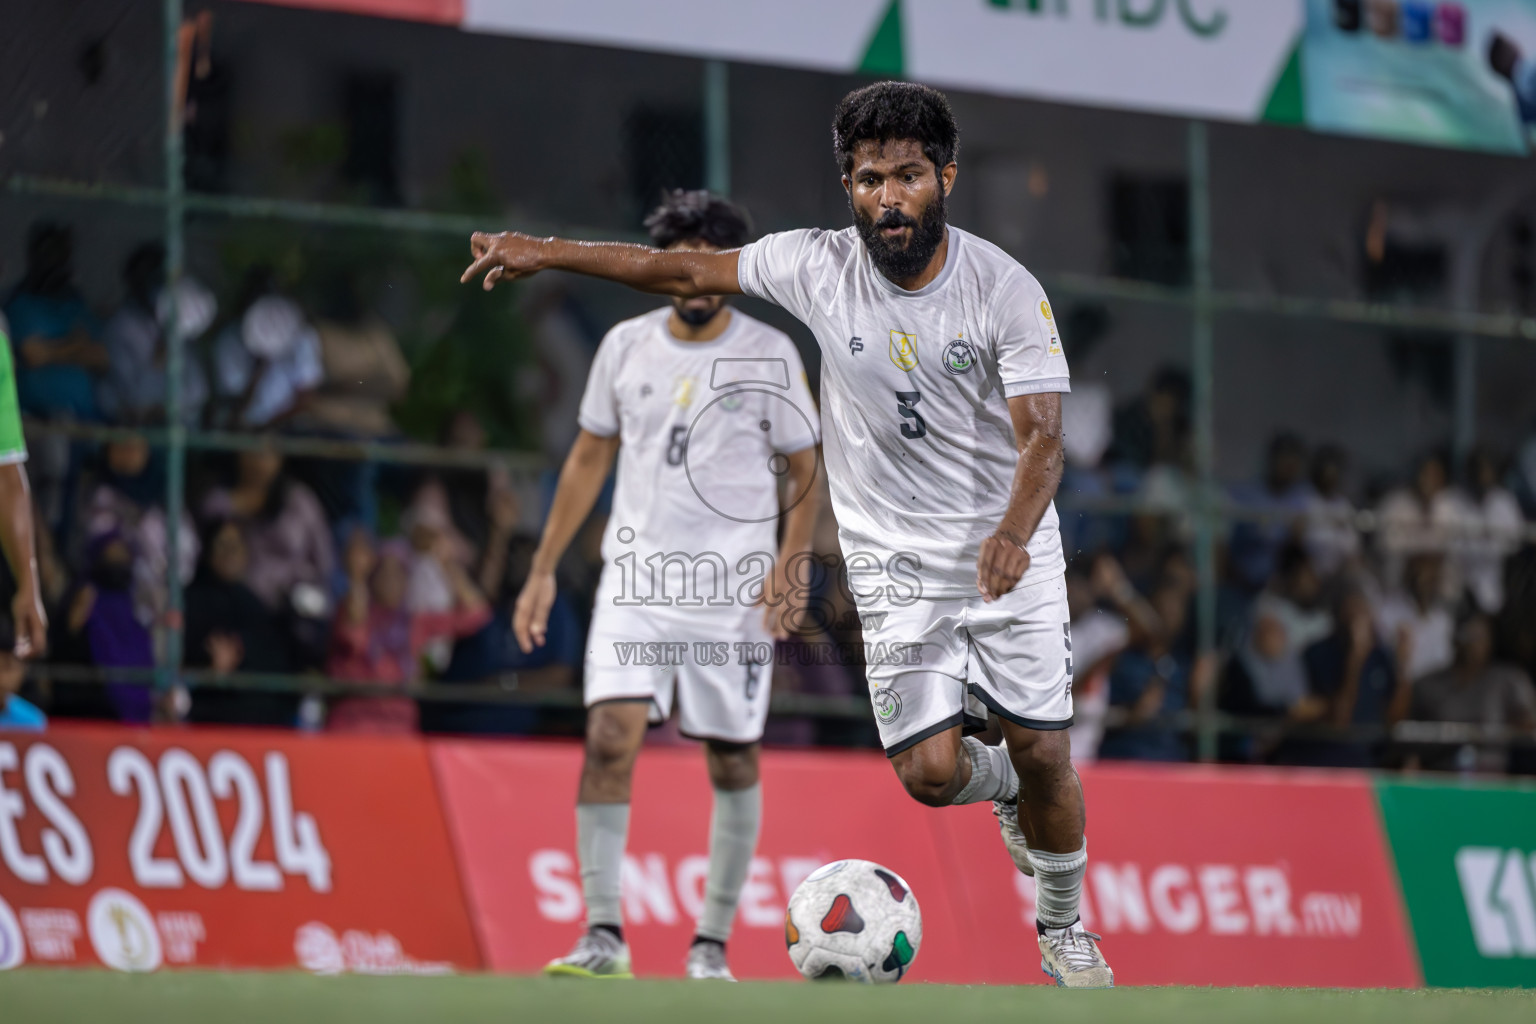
[873,687,902,724]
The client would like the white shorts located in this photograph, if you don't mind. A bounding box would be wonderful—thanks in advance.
[584,603,774,744]
[858,573,1074,755]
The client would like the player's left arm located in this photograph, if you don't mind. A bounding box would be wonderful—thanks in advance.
[976,392,1064,602]
[764,445,822,639]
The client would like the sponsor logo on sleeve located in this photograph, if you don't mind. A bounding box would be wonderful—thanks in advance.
[1038,299,1063,356]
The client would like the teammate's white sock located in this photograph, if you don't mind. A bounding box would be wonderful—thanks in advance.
[696,783,762,943]
[1029,839,1088,930]
[577,803,630,931]
[950,736,1020,805]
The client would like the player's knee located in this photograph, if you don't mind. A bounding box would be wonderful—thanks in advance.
[1008,727,1071,784]
[584,711,643,770]
[891,749,959,807]
[705,740,759,790]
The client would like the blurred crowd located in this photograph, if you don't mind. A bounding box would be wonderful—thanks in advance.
[0,219,591,738]
[3,219,1535,774]
[1062,370,1536,776]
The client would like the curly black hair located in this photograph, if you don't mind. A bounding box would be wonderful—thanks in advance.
[643,189,753,249]
[832,81,959,178]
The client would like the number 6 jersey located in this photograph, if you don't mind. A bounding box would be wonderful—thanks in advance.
[737,226,1069,600]
[577,307,820,614]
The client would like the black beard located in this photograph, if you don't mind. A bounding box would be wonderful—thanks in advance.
[676,303,722,327]
[853,192,947,283]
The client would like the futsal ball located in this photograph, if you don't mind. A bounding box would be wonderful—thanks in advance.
[784,859,922,983]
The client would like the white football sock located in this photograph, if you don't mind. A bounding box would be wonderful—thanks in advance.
[950,736,1020,805]
[1029,839,1088,930]
[696,783,762,943]
[577,803,630,931]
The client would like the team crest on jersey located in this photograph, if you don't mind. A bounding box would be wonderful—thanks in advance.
[671,375,697,407]
[720,392,744,412]
[943,337,976,376]
[888,330,919,371]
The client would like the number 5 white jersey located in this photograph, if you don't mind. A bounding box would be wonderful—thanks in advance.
[738,226,1068,600]
[577,307,820,615]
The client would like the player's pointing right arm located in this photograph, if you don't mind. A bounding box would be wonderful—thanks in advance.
[460,231,744,298]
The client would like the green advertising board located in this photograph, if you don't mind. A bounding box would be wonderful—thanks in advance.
[1377,778,1536,988]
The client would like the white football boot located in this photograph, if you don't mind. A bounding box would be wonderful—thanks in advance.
[1038,920,1114,989]
[684,941,737,981]
[543,929,633,979]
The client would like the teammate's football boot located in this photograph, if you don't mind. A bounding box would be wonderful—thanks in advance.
[684,940,736,981]
[1038,919,1113,989]
[543,929,633,979]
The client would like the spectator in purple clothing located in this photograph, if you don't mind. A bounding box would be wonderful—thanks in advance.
[62,532,154,722]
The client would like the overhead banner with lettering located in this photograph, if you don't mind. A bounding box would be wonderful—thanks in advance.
[237,0,1536,154]
[0,726,480,973]
[460,0,1306,126]
[433,742,1420,986]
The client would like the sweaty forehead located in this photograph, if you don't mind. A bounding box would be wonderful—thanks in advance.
[849,138,932,173]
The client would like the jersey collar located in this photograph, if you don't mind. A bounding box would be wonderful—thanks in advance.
[866,225,962,300]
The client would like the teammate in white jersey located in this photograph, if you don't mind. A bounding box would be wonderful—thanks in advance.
[467,84,1111,987]
[514,191,822,982]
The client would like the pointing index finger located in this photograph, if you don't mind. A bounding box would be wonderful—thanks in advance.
[460,250,499,285]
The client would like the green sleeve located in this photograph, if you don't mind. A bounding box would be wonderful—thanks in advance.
[0,332,27,464]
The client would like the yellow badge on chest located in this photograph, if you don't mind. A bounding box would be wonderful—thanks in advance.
[889,330,919,371]
[671,375,696,407]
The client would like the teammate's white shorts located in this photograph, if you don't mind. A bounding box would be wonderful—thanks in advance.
[584,602,773,745]
[858,573,1074,756]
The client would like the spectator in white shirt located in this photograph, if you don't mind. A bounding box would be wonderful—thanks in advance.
[1303,444,1360,579]
[212,268,323,430]
[99,243,213,426]
[1375,552,1456,683]
[1449,448,1525,615]
[1064,554,1164,763]
[1251,542,1333,657]
[1376,451,1461,598]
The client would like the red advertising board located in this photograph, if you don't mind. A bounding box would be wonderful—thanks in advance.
[981,763,1422,988]
[0,725,480,973]
[432,740,976,982]
[434,742,1423,987]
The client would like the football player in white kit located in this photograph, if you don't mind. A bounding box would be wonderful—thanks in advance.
[513,191,822,981]
[469,83,1111,988]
